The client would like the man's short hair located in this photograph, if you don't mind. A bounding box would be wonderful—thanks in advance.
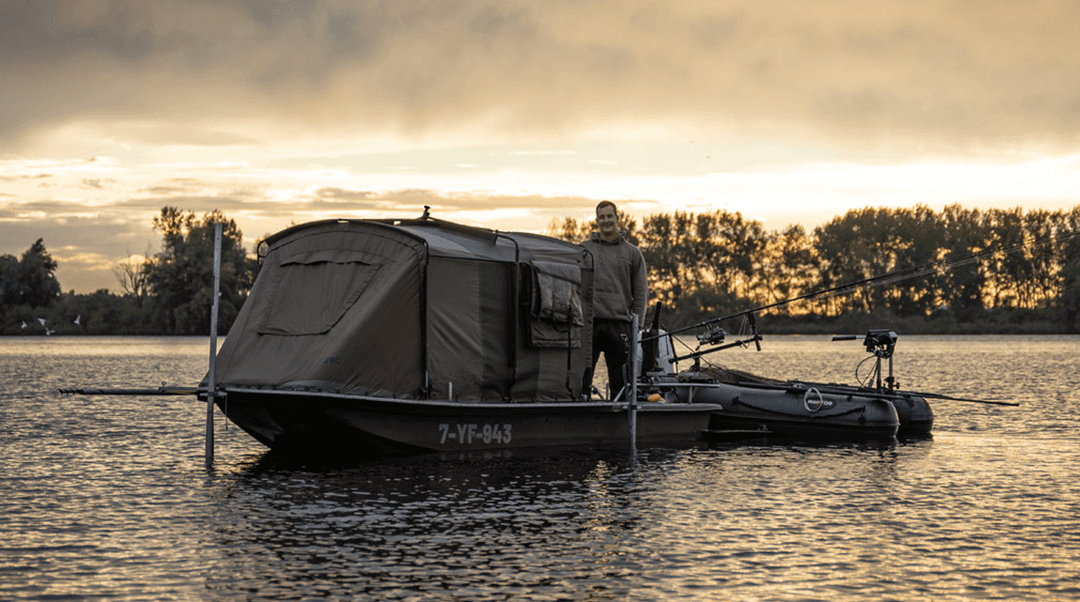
[596,200,618,214]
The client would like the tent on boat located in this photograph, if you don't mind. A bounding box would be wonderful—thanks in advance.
[212,217,595,403]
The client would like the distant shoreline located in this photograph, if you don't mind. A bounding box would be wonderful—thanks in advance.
[2,319,1072,338]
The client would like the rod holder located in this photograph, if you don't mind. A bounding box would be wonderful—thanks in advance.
[629,313,640,454]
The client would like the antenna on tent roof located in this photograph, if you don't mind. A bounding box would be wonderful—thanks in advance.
[422,205,431,219]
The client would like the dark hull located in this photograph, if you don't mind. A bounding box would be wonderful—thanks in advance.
[218,387,718,457]
[671,380,906,440]
[890,394,935,436]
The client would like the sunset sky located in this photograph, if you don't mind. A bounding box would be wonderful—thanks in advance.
[3,1,1080,293]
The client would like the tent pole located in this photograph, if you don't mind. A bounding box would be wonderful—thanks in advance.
[205,223,222,465]
[629,313,639,454]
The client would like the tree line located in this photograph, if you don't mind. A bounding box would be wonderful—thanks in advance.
[0,207,258,335]
[549,204,1080,333]
[2,203,1079,336]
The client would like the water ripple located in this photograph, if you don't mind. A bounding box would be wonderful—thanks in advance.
[2,336,1079,600]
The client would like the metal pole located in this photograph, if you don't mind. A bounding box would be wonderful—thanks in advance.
[206,223,222,464]
[629,313,640,453]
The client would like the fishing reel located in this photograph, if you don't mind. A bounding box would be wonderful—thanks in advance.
[696,325,728,346]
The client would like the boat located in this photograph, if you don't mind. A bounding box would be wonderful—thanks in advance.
[58,215,1010,454]
[205,213,717,457]
[636,321,935,442]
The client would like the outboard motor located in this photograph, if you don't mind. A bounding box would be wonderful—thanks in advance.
[863,329,898,359]
[833,329,900,390]
[652,331,676,374]
[640,303,676,375]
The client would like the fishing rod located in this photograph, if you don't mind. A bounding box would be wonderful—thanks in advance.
[721,379,1019,407]
[59,385,201,395]
[653,227,1080,340]
[897,389,1019,407]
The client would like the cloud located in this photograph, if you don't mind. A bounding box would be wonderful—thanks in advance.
[314,187,377,202]
[3,1,1080,156]
[4,1,1080,293]
[0,173,53,181]
[138,179,203,196]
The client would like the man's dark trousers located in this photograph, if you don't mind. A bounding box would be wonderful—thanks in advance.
[591,318,631,399]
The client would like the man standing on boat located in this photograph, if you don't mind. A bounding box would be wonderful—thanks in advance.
[581,201,648,399]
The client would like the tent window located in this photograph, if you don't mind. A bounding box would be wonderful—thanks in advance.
[526,261,583,348]
[258,250,382,335]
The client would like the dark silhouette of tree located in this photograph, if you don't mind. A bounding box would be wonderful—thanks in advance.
[112,244,153,308]
[545,217,590,244]
[0,239,61,309]
[0,253,19,311]
[1020,208,1060,309]
[939,204,988,320]
[813,209,885,314]
[145,207,257,334]
[880,205,944,317]
[981,207,1030,309]
[637,212,694,313]
[1060,207,1080,332]
[760,224,817,313]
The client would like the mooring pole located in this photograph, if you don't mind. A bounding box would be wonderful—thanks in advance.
[629,313,640,454]
[205,223,222,464]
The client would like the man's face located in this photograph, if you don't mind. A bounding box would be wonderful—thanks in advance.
[597,205,619,240]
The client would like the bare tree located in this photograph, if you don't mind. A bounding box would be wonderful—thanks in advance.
[112,245,152,308]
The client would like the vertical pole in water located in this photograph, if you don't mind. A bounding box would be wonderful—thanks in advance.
[629,313,640,453]
[205,223,222,465]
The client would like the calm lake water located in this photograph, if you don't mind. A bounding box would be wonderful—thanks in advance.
[1,334,1078,601]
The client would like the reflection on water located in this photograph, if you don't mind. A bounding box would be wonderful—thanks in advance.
[205,451,652,600]
[2,335,1079,601]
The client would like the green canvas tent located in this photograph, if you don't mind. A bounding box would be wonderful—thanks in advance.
[212,217,595,403]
